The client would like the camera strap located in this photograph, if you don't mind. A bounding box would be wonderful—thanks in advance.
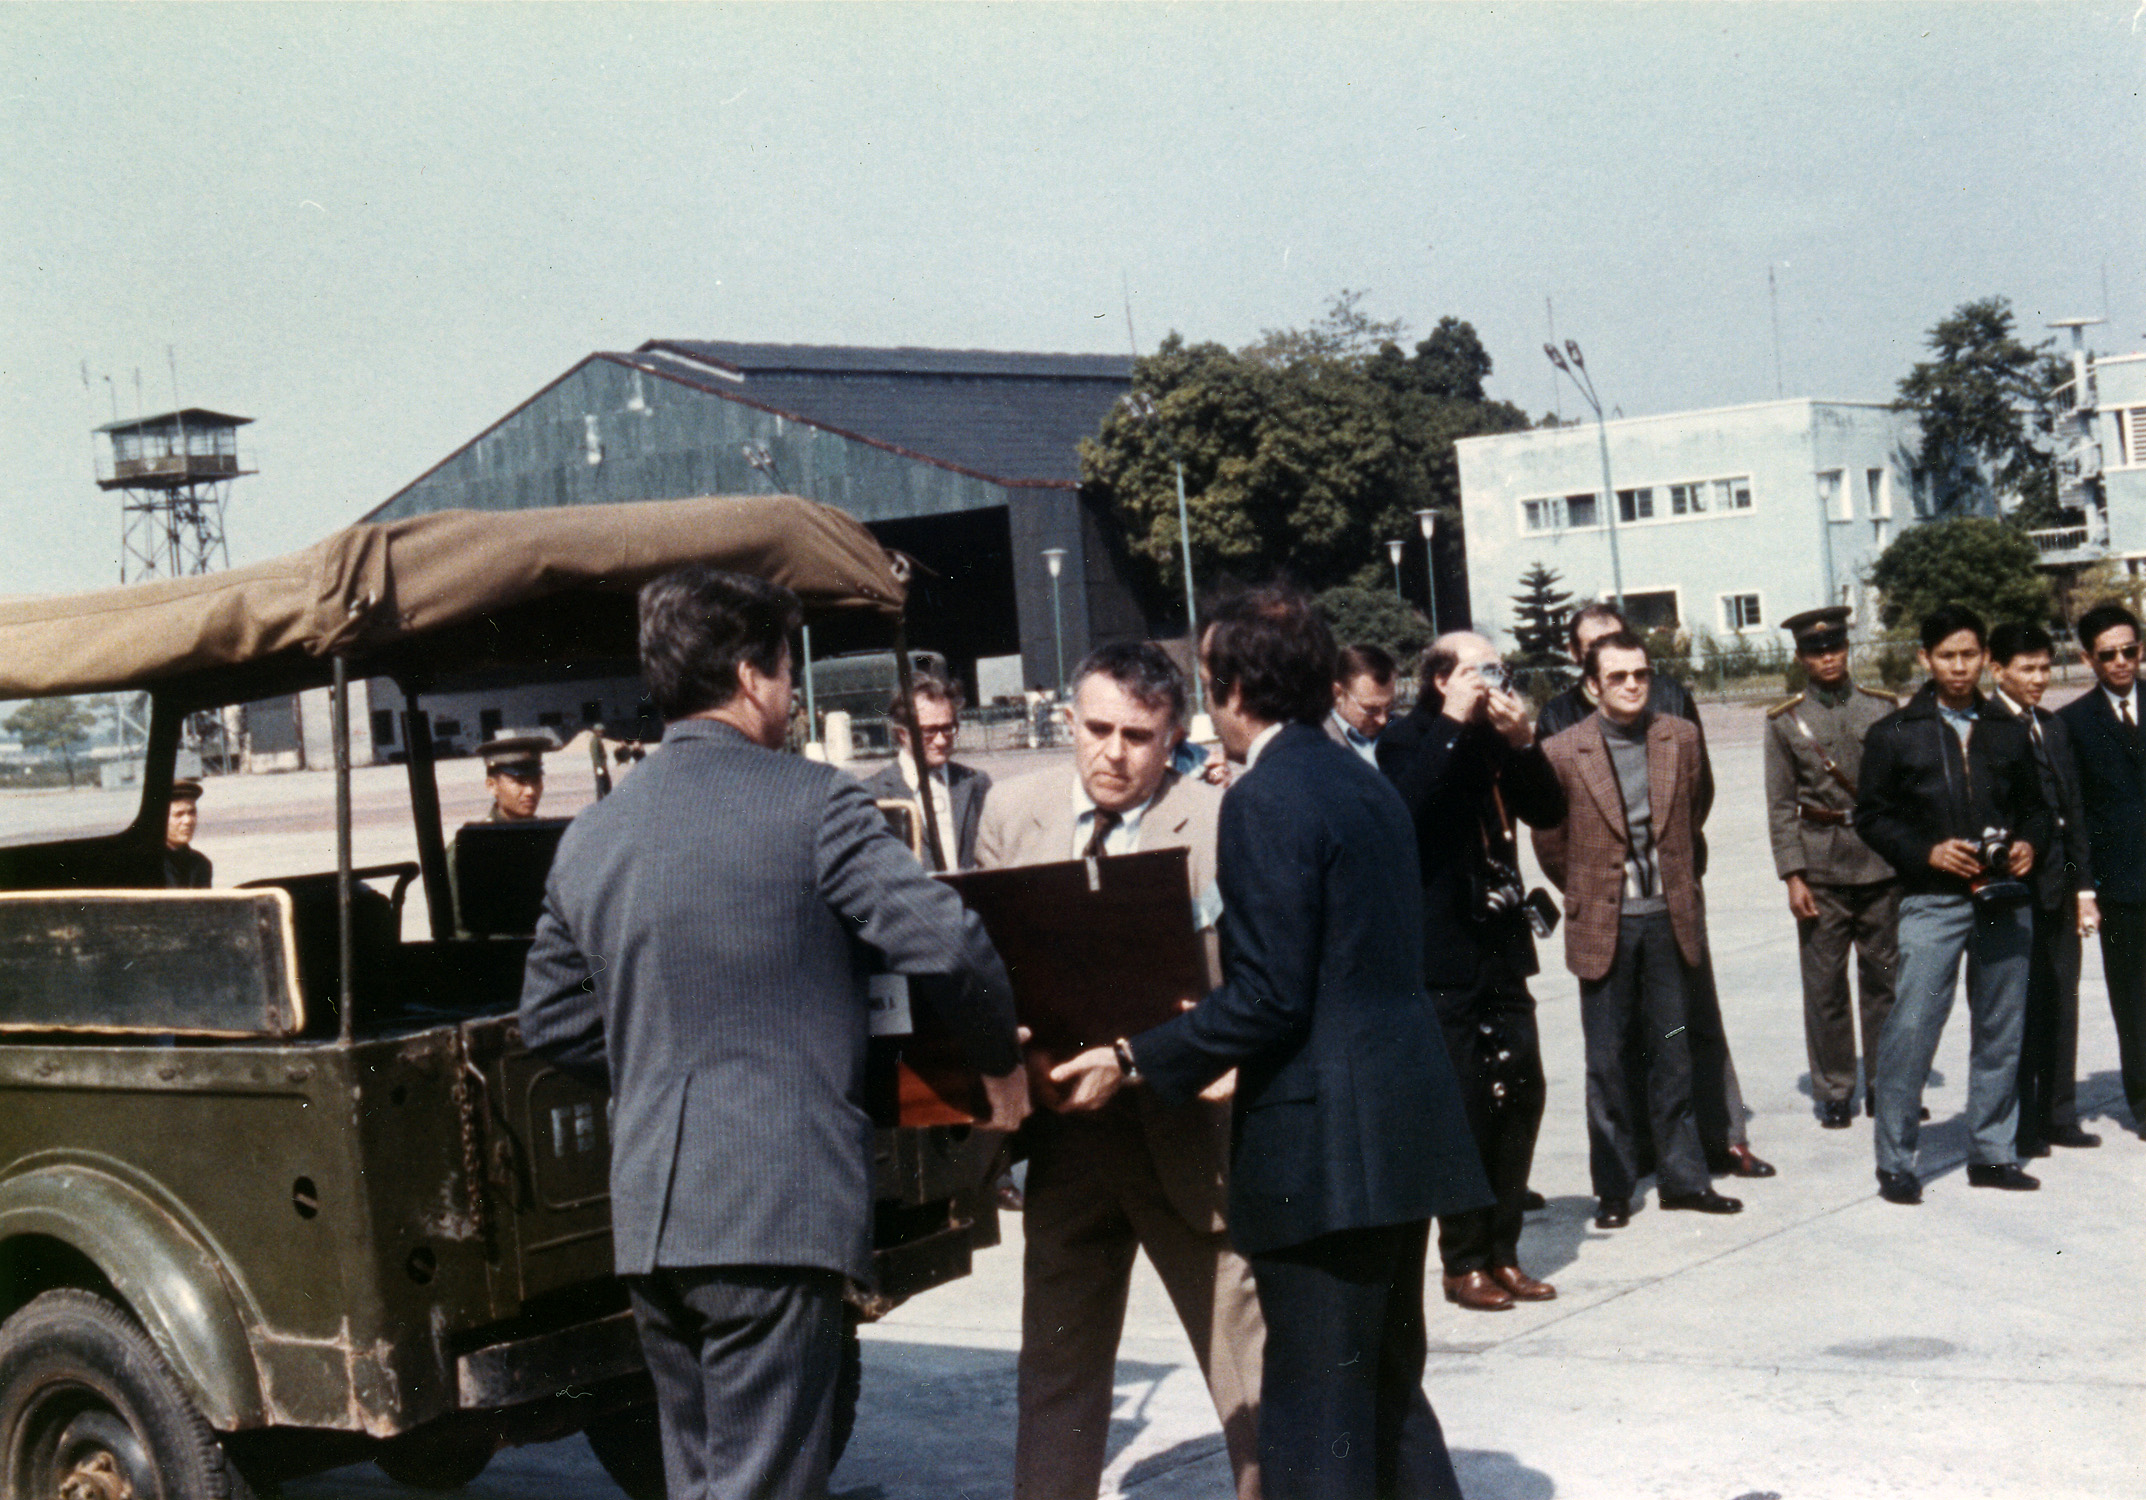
[1789,711,1858,800]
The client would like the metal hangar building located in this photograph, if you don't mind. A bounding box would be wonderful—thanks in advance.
[365,340,1150,707]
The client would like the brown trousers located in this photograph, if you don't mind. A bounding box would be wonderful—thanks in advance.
[1015,1102,1264,1500]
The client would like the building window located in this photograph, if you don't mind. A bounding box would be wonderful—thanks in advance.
[1669,483,1708,516]
[1818,469,1849,520]
[1618,487,1655,521]
[1866,467,1890,518]
[2122,407,2146,467]
[1523,498,1558,533]
[1721,593,1764,632]
[1565,492,1599,528]
[1622,590,1680,631]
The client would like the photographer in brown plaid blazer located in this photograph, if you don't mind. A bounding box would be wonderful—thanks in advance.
[1533,629,1747,1231]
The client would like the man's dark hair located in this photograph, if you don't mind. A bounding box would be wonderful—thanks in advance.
[638,565,802,722]
[1918,603,1987,653]
[887,669,964,720]
[1335,643,1396,688]
[2076,602,2142,656]
[1566,601,1627,655]
[1202,585,1337,725]
[1071,641,1187,726]
[1988,621,2055,666]
[1582,628,1647,685]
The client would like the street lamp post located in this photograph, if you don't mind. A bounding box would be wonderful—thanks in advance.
[744,441,818,737]
[1542,341,1626,613]
[1120,392,1206,724]
[1386,538,1405,595]
[1414,508,1439,638]
[1041,547,1068,698]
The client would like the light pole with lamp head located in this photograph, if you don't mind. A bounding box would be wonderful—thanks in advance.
[1542,341,1626,613]
[1041,547,1068,698]
[1386,538,1405,595]
[1119,392,1206,727]
[742,441,821,741]
[1414,508,1439,637]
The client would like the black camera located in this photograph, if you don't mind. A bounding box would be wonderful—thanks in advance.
[1476,857,1561,938]
[1970,825,2031,907]
[1473,661,1515,696]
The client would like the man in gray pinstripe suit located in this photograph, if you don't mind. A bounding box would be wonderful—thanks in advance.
[521,566,1030,1500]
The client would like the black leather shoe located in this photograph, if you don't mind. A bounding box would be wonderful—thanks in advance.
[1876,1168,1921,1205]
[1820,1100,1854,1129]
[1522,1189,1548,1211]
[1593,1197,1631,1229]
[1725,1145,1776,1178]
[1659,1188,1743,1214]
[1966,1162,2040,1191]
[2018,1138,2051,1159]
[2049,1124,2102,1148]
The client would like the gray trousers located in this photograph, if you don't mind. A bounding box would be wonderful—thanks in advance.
[627,1265,848,1500]
[1580,910,1710,1199]
[1798,880,1901,1107]
[1873,894,2030,1176]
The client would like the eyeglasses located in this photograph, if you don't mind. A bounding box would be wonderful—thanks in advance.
[2094,643,2141,664]
[914,723,959,741]
[1339,688,1393,721]
[1601,668,1653,687]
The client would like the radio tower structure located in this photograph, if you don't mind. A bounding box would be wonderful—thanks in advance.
[93,407,253,766]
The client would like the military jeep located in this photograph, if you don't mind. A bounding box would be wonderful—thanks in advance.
[0,496,1003,1498]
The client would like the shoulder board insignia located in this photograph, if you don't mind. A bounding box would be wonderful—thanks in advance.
[1766,694,1804,718]
[1858,685,1900,703]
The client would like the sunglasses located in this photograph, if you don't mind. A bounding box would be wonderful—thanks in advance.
[2094,643,2142,664]
[1600,668,1653,687]
[913,723,959,741]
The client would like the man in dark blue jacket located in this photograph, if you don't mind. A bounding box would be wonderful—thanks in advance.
[1855,605,2049,1205]
[1051,585,1490,1500]
[2057,603,2146,1134]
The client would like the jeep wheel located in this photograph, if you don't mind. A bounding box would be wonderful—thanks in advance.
[0,1288,254,1500]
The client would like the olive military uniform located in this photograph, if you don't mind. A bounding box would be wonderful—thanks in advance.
[1764,677,1901,1115]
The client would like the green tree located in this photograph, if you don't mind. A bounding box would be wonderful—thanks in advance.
[1508,563,1573,666]
[1869,517,2051,631]
[1894,296,2068,523]
[1314,585,1432,666]
[7,698,96,789]
[1081,297,1528,613]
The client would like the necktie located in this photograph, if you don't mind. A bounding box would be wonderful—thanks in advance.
[2123,696,2137,732]
[1082,809,1122,859]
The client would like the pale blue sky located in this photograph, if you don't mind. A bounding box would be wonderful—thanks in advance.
[3,2,2140,596]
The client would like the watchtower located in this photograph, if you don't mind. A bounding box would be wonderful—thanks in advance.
[94,408,253,582]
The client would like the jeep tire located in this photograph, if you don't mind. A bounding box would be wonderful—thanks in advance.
[0,1288,255,1500]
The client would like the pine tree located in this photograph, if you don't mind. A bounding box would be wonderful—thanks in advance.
[1509,563,1573,666]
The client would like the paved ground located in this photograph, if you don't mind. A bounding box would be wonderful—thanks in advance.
[84,700,2141,1498]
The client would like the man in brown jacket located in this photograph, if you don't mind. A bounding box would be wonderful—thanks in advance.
[977,641,1263,1500]
[1534,630,1744,1229]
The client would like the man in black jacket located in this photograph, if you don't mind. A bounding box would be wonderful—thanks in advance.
[1052,585,1489,1500]
[2057,602,2146,1135]
[1987,622,2101,1157]
[1537,602,1774,1182]
[1855,605,2049,1205]
[1379,632,1565,1312]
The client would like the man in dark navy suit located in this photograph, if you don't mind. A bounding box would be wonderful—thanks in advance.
[1051,585,1491,1500]
[2058,603,2146,1134]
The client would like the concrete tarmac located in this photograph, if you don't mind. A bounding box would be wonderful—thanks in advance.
[236,706,2141,1498]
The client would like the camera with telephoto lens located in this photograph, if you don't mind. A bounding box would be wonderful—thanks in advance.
[1970,825,2031,907]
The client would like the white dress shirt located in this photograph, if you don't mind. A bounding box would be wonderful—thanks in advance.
[1243,722,1286,771]
[2104,682,2142,728]
[897,755,957,871]
[1329,709,1380,766]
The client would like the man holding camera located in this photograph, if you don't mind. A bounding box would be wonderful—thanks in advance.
[1854,605,2049,1205]
[1763,606,1902,1130]
[1379,633,1566,1309]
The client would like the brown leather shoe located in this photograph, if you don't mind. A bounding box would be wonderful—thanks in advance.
[1488,1264,1557,1302]
[1441,1270,1514,1311]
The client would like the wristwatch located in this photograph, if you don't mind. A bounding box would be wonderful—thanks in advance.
[1112,1037,1141,1084]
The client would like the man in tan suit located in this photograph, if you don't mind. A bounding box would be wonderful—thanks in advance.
[1534,630,1745,1231]
[977,641,1264,1500]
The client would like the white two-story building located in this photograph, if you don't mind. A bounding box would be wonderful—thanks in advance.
[1457,399,1924,651]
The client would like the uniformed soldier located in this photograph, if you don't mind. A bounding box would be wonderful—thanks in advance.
[473,733,552,822]
[1764,607,1902,1129]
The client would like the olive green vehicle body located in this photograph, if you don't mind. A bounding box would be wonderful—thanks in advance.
[0,496,1000,1482]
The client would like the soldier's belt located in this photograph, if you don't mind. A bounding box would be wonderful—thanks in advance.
[1797,803,1851,827]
